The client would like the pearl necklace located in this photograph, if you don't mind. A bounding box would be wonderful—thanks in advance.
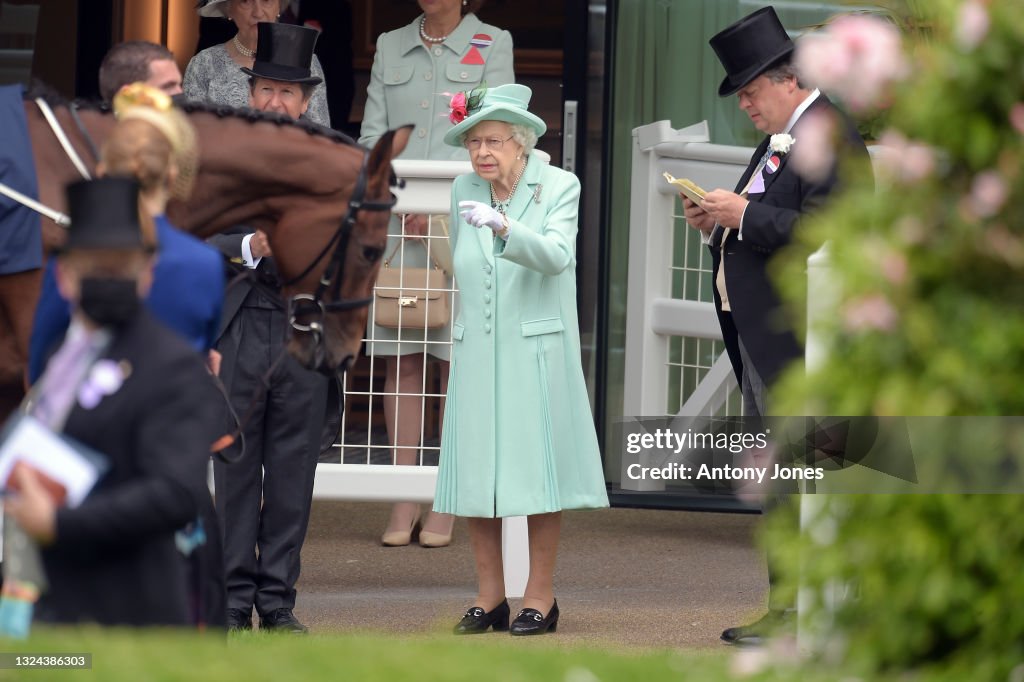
[232,35,255,58]
[419,16,450,44]
[490,157,528,215]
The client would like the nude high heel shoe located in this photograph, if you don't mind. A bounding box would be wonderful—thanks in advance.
[381,503,421,546]
[418,511,454,548]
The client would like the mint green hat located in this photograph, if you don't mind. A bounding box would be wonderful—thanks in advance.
[443,83,547,147]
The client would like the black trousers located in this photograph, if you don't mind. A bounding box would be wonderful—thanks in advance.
[213,300,327,615]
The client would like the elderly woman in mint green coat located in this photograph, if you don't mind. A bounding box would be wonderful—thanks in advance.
[359,0,514,550]
[435,84,609,637]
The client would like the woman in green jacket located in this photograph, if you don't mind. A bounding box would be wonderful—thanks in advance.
[359,0,514,549]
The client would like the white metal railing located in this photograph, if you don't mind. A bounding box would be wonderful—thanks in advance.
[623,120,755,418]
[622,120,756,491]
[311,158,531,597]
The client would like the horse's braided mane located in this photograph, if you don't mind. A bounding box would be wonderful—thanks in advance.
[24,81,359,148]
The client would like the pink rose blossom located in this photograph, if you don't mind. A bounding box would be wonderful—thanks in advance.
[969,170,1008,218]
[881,252,909,286]
[795,15,908,113]
[791,108,836,183]
[1010,103,1024,135]
[955,0,990,51]
[875,130,936,184]
[843,294,898,333]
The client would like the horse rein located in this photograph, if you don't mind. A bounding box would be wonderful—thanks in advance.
[0,99,98,228]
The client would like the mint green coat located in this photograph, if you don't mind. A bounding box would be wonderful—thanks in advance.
[432,159,610,518]
[358,13,514,359]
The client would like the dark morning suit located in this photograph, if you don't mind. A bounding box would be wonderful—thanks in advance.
[709,95,868,611]
[27,215,228,629]
[36,310,219,626]
[208,230,328,616]
[710,95,869,401]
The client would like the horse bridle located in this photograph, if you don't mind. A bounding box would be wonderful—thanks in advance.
[283,151,401,353]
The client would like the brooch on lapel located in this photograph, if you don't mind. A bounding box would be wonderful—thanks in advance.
[461,34,492,65]
[77,359,131,409]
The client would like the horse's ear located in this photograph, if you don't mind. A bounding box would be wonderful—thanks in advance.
[367,125,413,187]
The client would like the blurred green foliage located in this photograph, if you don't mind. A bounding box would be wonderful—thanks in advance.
[764,0,1024,677]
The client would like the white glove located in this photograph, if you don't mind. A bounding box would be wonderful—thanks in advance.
[458,200,505,233]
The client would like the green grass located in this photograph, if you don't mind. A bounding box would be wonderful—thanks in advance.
[0,629,734,682]
[0,629,990,681]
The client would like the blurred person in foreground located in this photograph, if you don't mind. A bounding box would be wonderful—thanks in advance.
[5,177,219,626]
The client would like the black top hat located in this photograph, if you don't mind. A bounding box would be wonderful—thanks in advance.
[63,177,146,251]
[709,7,795,97]
[241,22,322,86]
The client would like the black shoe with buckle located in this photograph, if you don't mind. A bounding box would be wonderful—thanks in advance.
[453,600,510,634]
[226,607,252,632]
[259,608,309,634]
[721,609,794,646]
[509,600,559,636]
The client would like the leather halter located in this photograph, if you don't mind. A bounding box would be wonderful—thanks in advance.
[284,151,400,359]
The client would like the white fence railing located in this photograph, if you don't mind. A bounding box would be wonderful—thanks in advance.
[312,158,530,597]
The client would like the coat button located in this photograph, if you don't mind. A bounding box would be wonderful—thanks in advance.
[392,74,401,82]
[460,71,469,79]
[433,47,443,57]
[484,309,492,319]
[424,71,433,81]
[421,99,429,109]
[483,264,492,274]
[483,279,492,289]
[418,129,427,138]
[483,294,491,304]
[484,323,492,333]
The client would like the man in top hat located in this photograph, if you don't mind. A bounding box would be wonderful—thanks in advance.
[4,177,219,626]
[682,6,869,644]
[206,21,331,634]
[244,20,323,121]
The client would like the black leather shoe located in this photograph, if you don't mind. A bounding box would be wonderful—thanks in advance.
[721,609,793,646]
[226,608,252,632]
[453,600,510,634]
[509,600,559,636]
[259,608,309,634]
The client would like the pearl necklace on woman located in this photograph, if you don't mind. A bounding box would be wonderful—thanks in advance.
[419,16,451,44]
[490,156,528,215]
[232,35,255,58]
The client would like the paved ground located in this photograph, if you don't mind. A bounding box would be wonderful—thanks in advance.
[294,502,768,649]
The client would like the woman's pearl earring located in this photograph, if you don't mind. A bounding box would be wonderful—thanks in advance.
[463,0,468,6]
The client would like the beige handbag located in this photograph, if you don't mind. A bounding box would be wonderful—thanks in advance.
[373,241,450,330]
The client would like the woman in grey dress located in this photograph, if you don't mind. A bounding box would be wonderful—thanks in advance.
[184,0,330,127]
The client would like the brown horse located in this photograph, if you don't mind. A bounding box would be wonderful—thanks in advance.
[0,95,411,416]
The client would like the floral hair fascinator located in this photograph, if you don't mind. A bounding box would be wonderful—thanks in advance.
[448,83,487,125]
[111,82,198,200]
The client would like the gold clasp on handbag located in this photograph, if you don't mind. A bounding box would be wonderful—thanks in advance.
[399,296,418,307]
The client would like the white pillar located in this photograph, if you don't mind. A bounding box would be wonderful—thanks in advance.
[501,516,529,598]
